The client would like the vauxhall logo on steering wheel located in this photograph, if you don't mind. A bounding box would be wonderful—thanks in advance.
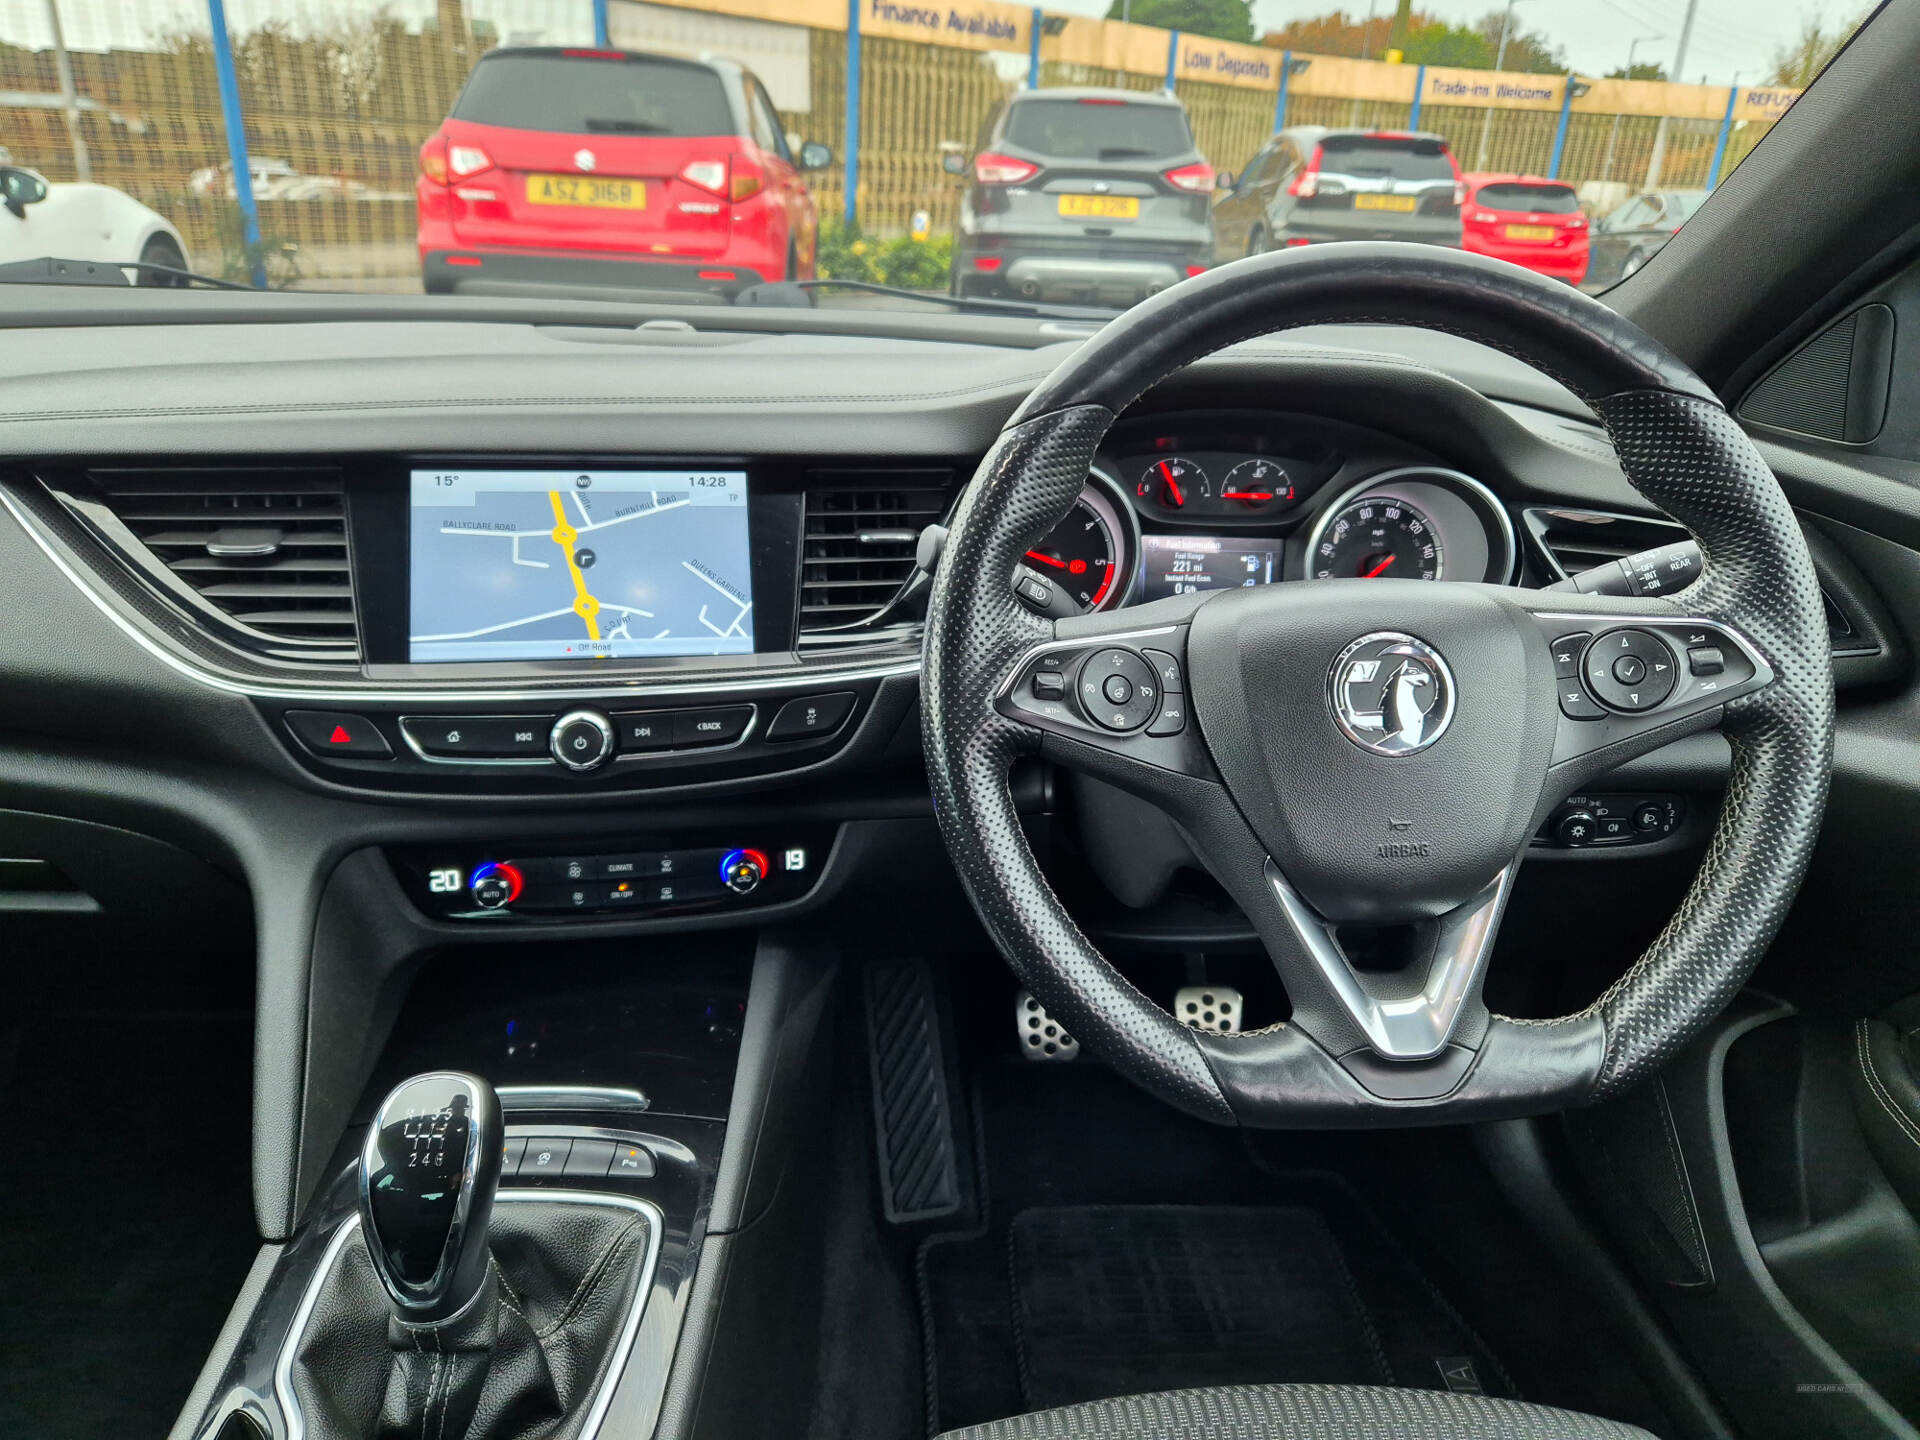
[1327,631,1457,757]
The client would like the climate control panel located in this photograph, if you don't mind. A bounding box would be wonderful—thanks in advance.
[390,828,833,921]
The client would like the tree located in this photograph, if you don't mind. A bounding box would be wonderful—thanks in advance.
[1106,0,1254,44]
[1261,9,1392,56]
[1472,9,1565,72]
[1261,6,1565,71]
[1605,62,1667,80]
[1769,10,1865,87]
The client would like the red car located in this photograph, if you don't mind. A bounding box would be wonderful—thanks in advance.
[417,48,832,298]
[1459,173,1588,283]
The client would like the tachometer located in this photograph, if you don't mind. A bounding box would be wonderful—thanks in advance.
[1024,495,1122,609]
[1312,496,1444,581]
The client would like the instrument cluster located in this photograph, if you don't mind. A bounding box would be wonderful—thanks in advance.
[1016,415,1519,614]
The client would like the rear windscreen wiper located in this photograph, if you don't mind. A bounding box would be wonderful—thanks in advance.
[0,255,252,290]
[1097,147,1155,160]
[582,118,671,134]
[733,277,1112,320]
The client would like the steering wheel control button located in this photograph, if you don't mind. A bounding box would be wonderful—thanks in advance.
[672,706,753,747]
[1549,633,1590,680]
[1141,648,1185,692]
[1688,645,1726,676]
[1583,629,1677,712]
[1146,693,1189,737]
[1078,648,1159,732]
[549,710,615,771]
[610,710,675,750]
[1327,632,1456,756]
[1555,811,1598,846]
[766,691,856,742]
[285,710,393,758]
[1558,685,1607,720]
[1031,670,1067,701]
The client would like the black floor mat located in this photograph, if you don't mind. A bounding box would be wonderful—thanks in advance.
[919,1062,1515,1434]
[0,1013,257,1440]
[1009,1206,1389,1412]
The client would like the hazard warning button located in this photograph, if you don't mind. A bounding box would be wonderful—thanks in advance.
[284,710,393,759]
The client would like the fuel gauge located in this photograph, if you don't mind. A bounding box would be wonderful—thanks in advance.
[1135,457,1209,511]
[1220,458,1296,510]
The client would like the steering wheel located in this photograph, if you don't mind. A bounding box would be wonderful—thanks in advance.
[922,243,1834,1125]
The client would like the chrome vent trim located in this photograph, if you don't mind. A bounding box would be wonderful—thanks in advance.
[799,470,953,637]
[71,467,359,663]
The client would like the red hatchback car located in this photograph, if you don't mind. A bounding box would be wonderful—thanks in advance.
[1459,173,1588,283]
[417,48,832,298]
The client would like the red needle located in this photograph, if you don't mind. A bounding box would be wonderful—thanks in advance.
[1361,554,1397,578]
[1158,461,1184,506]
[1024,550,1066,569]
[1222,491,1273,501]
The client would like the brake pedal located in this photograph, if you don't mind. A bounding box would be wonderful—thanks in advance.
[1016,990,1079,1061]
[1174,985,1243,1034]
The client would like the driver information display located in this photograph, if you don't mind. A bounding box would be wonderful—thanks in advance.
[408,469,753,662]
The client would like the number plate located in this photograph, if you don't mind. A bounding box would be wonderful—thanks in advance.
[1057,194,1139,219]
[1504,224,1556,240]
[526,174,647,209]
[1352,193,1418,212]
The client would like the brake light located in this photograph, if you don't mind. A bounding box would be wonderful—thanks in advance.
[1185,264,1208,277]
[1288,145,1324,198]
[1284,237,1312,247]
[1570,214,1588,229]
[419,135,449,184]
[679,160,729,196]
[974,152,1039,185]
[562,48,626,58]
[729,159,764,203]
[448,144,492,180]
[1076,97,1126,105]
[973,256,1003,271]
[1470,210,1496,224]
[1453,180,1468,206]
[1164,162,1215,194]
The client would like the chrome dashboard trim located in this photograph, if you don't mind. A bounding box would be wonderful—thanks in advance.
[2,481,921,703]
[1302,465,1521,585]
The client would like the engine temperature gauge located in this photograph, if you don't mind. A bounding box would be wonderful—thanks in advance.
[1220,458,1295,510]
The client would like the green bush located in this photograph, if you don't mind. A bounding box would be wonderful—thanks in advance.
[815,222,953,291]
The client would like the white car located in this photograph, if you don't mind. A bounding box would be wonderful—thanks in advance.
[0,163,190,284]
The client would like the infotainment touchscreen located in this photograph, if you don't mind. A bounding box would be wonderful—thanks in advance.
[408,468,753,662]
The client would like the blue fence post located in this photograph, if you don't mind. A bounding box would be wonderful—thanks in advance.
[1408,64,1425,128]
[842,0,860,228]
[1165,29,1178,90]
[1273,50,1292,133]
[592,0,609,47]
[206,0,264,288]
[1547,77,1575,177]
[1706,83,1740,188]
[1028,8,1041,87]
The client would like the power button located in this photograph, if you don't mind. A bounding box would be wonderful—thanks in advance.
[549,710,615,772]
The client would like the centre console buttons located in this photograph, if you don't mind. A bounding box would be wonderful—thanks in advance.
[402,715,551,759]
[673,706,753,747]
[766,692,856,742]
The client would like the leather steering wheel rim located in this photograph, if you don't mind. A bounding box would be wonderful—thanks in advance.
[922,243,1834,1127]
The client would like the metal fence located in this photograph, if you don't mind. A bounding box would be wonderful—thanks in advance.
[1,0,1792,291]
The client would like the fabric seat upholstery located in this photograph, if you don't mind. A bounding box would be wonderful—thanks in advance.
[935,1384,1656,1440]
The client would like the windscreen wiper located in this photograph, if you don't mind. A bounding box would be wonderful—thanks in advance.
[732,277,1111,320]
[0,255,253,290]
[582,117,671,133]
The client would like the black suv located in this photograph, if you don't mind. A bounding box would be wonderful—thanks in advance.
[1213,125,1464,257]
[947,87,1216,307]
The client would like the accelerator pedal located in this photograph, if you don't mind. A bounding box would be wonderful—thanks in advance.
[1173,985,1243,1034]
[1016,990,1080,1062]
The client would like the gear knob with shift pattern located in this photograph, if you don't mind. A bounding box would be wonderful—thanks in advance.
[358,1071,503,1323]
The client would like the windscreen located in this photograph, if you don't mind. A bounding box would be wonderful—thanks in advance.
[1318,136,1455,182]
[1004,100,1192,161]
[452,54,733,136]
[1474,183,1579,213]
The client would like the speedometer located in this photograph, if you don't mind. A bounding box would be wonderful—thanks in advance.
[1312,497,1444,581]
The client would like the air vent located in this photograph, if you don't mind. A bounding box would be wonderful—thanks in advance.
[800,471,952,634]
[87,468,358,662]
[1522,506,1689,580]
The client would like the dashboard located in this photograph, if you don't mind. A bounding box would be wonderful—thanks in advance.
[1018,413,1521,617]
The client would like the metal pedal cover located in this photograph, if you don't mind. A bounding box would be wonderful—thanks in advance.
[1174,985,1243,1034]
[1016,990,1079,1061]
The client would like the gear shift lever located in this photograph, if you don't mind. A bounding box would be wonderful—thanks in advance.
[359,1071,503,1323]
